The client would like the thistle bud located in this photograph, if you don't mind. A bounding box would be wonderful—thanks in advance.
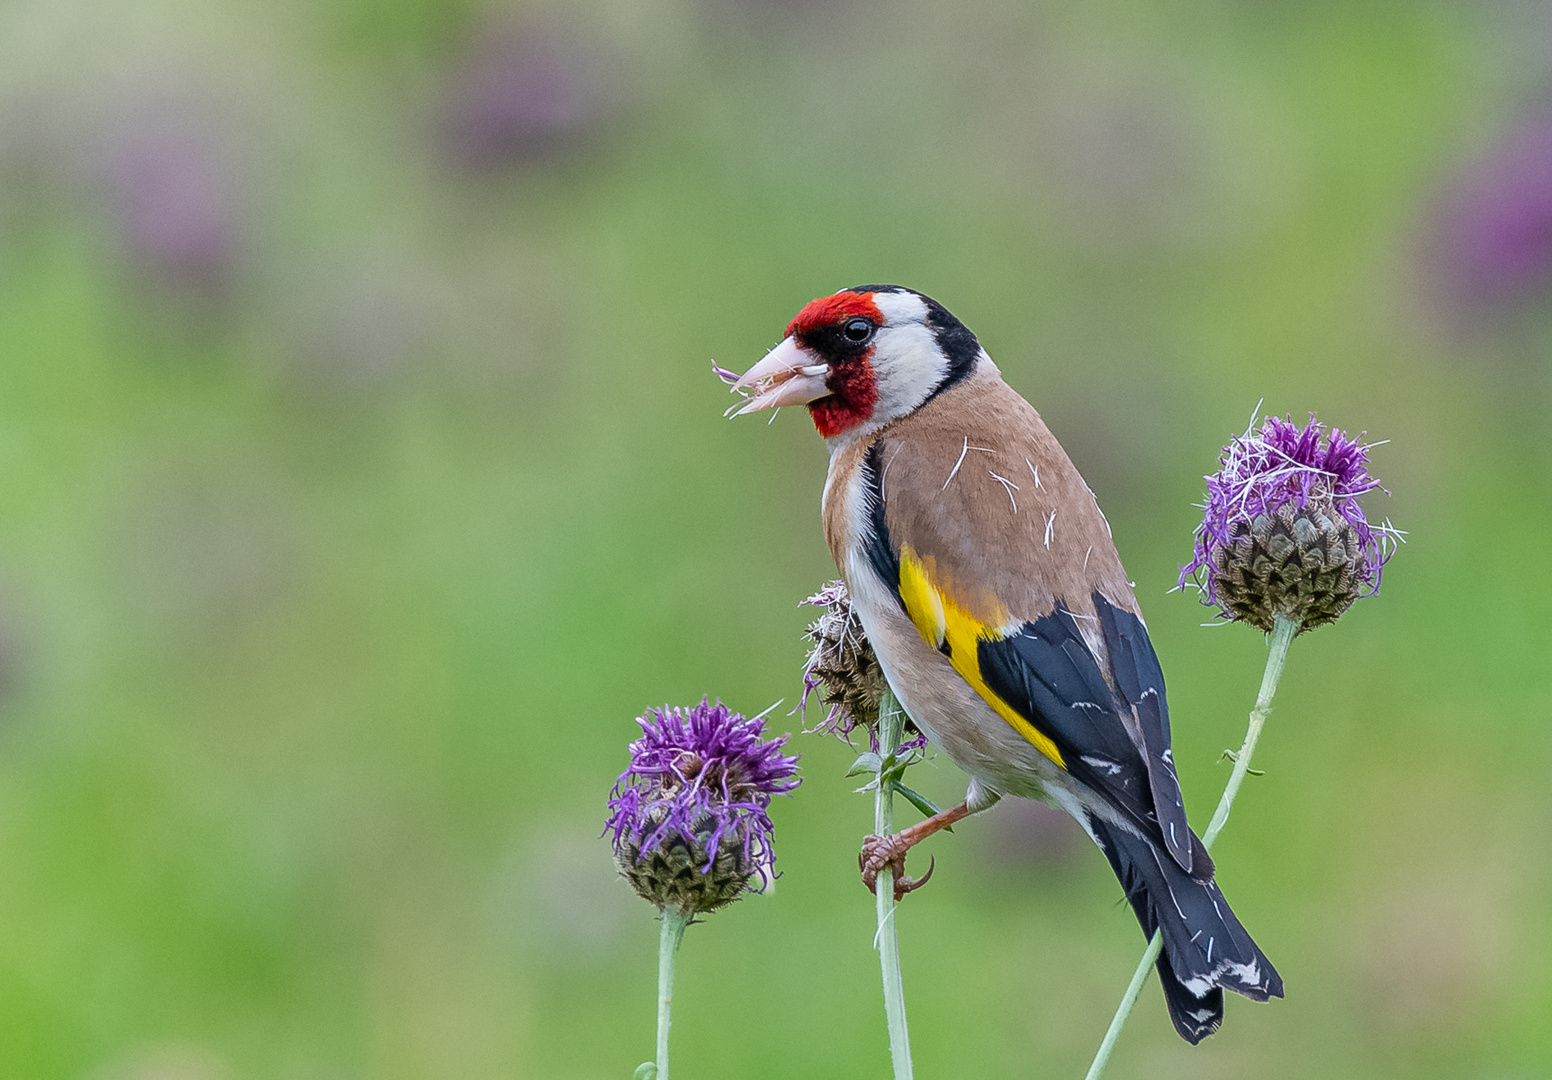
[1180,414,1400,634]
[605,700,800,917]
[800,581,923,751]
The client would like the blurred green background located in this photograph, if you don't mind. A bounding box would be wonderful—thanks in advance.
[0,0,1549,1077]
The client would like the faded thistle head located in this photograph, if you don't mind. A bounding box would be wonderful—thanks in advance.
[1180,413,1401,633]
[800,580,923,752]
[606,699,800,917]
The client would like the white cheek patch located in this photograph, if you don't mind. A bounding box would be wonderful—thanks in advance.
[870,323,947,420]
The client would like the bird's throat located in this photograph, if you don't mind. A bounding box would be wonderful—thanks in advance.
[808,359,878,438]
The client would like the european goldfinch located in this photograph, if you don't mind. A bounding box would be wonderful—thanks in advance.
[731,285,1282,1043]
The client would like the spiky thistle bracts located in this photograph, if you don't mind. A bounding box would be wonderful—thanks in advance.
[1180,413,1401,633]
[607,699,801,915]
[800,580,925,753]
[800,580,882,738]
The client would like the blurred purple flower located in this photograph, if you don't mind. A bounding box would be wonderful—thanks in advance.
[442,23,609,169]
[107,112,238,292]
[1180,413,1400,632]
[1429,112,1552,315]
[606,699,800,914]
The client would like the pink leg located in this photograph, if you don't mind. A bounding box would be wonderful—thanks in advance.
[859,801,974,901]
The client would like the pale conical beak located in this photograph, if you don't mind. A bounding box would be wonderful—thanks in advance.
[728,337,831,417]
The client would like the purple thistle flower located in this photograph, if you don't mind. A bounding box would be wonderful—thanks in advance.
[606,699,800,915]
[1179,412,1401,633]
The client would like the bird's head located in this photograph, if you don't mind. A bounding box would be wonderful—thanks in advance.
[730,286,984,440]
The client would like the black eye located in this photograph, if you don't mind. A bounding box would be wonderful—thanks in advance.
[843,318,874,343]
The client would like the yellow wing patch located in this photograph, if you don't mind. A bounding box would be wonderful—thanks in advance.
[898,546,1066,769]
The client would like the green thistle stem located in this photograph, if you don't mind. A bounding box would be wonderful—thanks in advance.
[875,690,915,1080]
[1083,613,1298,1080]
[654,908,688,1080]
[1200,615,1297,848]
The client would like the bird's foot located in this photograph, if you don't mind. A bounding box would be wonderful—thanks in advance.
[859,833,936,901]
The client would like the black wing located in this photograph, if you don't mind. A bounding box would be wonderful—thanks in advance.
[1093,593,1203,877]
[977,598,1204,877]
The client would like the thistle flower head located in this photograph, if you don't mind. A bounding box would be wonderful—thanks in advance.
[1179,413,1401,633]
[606,699,800,916]
[799,580,924,752]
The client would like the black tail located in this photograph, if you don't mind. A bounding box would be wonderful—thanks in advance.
[1087,815,1282,1043]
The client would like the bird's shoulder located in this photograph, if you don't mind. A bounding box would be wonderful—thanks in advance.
[866,371,1136,627]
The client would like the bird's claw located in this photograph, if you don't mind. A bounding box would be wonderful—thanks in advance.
[896,855,935,900]
[859,834,936,902]
[858,833,905,895]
